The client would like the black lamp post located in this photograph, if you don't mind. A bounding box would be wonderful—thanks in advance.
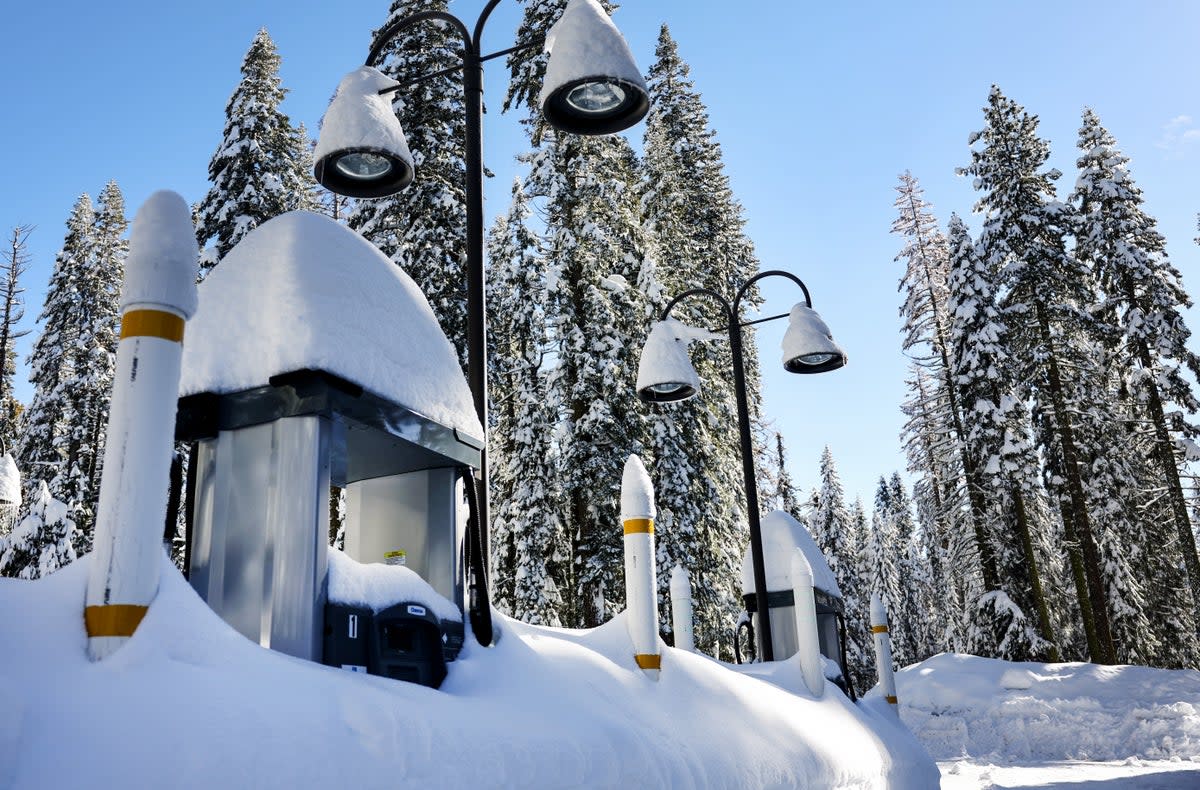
[313,0,649,645]
[636,270,846,661]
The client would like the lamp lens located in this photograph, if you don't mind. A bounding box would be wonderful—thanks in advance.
[797,353,837,366]
[334,152,393,181]
[565,81,627,115]
[647,382,685,394]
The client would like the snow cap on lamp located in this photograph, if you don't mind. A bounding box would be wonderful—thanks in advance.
[314,66,414,198]
[636,318,715,402]
[781,303,846,374]
[539,0,649,135]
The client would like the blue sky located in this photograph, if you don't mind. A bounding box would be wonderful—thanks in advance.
[1,1,1198,506]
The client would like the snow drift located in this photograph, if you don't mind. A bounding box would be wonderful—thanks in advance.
[0,556,937,788]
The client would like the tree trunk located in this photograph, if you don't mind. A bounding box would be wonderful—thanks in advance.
[1035,299,1116,664]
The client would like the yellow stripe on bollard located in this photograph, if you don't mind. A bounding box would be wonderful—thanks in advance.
[635,653,661,670]
[871,624,889,634]
[120,309,185,342]
[85,604,149,637]
[623,518,654,535]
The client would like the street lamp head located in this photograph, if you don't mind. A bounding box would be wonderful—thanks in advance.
[539,0,650,136]
[636,319,703,403]
[781,304,847,374]
[314,67,415,199]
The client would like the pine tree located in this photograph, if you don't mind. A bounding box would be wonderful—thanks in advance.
[869,478,905,662]
[195,28,317,272]
[0,481,75,579]
[893,172,1000,604]
[639,24,768,653]
[0,226,32,449]
[1072,107,1200,649]
[526,131,650,628]
[945,213,1057,660]
[843,497,874,693]
[486,180,566,626]
[17,195,93,513]
[962,86,1115,663]
[44,182,126,552]
[350,0,469,366]
[899,364,967,651]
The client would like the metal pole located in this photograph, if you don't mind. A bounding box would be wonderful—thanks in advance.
[728,310,774,662]
[461,44,490,569]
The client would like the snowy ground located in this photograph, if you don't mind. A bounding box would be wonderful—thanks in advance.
[892,653,1200,788]
[9,556,1200,788]
[0,555,936,789]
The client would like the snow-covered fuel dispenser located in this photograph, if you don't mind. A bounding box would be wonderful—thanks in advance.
[736,510,852,694]
[173,212,486,688]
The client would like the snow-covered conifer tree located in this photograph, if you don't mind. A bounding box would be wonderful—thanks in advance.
[350,1,469,365]
[843,496,874,694]
[0,481,75,579]
[195,28,316,272]
[869,479,905,662]
[1072,108,1200,654]
[946,213,1057,661]
[47,181,126,552]
[962,86,1115,663]
[0,226,32,450]
[525,130,650,628]
[638,24,771,656]
[487,180,565,626]
[893,172,999,602]
[17,195,93,516]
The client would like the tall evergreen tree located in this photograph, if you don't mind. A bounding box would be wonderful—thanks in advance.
[0,226,32,449]
[487,180,566,626]
[962,86,1115,663]
[639,24,766,655]
[350,1,469,366]
[50,181,126,551]
[893,172,999,603]
[1071,107,1200,644]
[945,213,1057,661]
[17,195,93,512]
[526,132,650,628]
[195,28,317,272]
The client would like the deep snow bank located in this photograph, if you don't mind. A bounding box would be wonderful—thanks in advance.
[894,653,1200,763]
[0,557,937,789]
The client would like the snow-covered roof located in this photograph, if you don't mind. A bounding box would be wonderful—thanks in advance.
[741,510,841,597]
[179,211,481,439]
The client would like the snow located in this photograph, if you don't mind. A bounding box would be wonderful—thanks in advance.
[619,454,654,519]
[894,653,1200,787]
[0,555,936,788]
[741,509,841,596]
[0,453,20,506]
[539,0,647,107]
[179,211,482,439]
[313,67,412,173]
[780,303,845,369]
[634,318,715,398]
[327,547,460,623]
[120,190,199,317]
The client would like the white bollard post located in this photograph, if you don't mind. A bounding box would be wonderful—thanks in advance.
[669,564,694,653]
[791,549,825,697]
[870,592,899,715]
[85,191,199,661]
[621,455,660,678]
